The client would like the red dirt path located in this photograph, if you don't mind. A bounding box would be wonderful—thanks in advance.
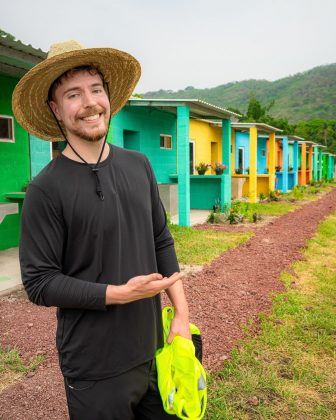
[1,189,336,419]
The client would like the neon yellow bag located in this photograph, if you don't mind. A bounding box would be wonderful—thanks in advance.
[155,307,207,419]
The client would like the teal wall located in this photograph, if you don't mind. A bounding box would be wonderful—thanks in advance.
[29,135,51,178]
[257,137,267,174]
[112,106,177,184]
[235,132,268,174]
[0,74,30,250]
[235,131,250,174]
[190,177,222,209]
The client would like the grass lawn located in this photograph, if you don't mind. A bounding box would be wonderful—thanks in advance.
[282,180,336,202]
[0,347,44,393]
[169,224,253,265]
[248,202,298,216]
[205,212,336,419]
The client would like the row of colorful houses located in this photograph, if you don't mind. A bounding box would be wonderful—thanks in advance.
[0,36,335,250]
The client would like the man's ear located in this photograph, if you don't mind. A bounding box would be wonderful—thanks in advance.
[49,100,62,121]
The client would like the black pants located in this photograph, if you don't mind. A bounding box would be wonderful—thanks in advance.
[64,359,178,420]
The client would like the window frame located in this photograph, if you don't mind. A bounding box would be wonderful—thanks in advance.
[160,134,173,150]
[0,115,15,143]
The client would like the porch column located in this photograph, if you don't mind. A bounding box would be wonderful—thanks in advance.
[231,128,235,174]
[249,127,258,203]
[110,118,123,147]
[328,155,332,180]
[282,136,289,193]
[268,132,276,192]
[318,147,323,180]
[313,145,318,181]
[221,119,231,210]
[308,145,313,183]
[293,141,299,186]
[322,154,327,179]
[177,106,190,226]
[301,143,307,185]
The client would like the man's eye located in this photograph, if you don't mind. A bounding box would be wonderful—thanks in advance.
[93,89,103,94]
[68,93,79,99]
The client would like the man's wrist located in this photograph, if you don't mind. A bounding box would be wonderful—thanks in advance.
[174,306,189,320]
[105,284,129,305]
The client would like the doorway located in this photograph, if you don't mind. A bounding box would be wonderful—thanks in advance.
[123,130,140,151]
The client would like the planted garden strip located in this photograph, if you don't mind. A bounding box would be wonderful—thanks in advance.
[171,187,336,371]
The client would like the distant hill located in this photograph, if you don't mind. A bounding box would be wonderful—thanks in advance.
[141,64,336,123]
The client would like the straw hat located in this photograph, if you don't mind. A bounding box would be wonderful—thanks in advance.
[12,40,141,141]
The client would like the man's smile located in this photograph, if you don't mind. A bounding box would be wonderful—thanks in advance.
[81,114,101,122]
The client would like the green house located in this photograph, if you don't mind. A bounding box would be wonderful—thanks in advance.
[0,35,48,250]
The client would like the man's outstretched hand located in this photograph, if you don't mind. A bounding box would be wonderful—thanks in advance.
[105,272,183,305]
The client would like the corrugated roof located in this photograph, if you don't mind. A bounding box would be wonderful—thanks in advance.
[232,122,282,134]
[127,98,241,121]
[0,34,46,77]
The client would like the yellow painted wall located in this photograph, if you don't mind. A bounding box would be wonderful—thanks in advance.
[190,119,222,175]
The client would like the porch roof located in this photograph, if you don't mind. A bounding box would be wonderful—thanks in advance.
[276,135,305,142]
[231,122,282,134]
[127,98,240,121]
[0,35,46,78]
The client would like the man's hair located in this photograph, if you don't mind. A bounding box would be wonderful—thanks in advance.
[48,65,105,101]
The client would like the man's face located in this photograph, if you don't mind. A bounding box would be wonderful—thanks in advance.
[49,70,111,143]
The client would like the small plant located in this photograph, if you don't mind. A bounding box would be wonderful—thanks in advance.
[195,162,210,175]
[246,168,250,175]
[288,166,294,171]
[235,168,243,175]
[268,190,281,201]
[227,207,244,224]
[212,162,227,175]
[259,192,266,202]
[275,165,281,172]
[207,210,227,224]
[212,198,221,213]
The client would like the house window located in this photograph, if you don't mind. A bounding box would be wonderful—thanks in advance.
[160,134,172,149]
[0,116,14,142]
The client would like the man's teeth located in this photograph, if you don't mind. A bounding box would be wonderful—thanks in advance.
[82,114,100,121]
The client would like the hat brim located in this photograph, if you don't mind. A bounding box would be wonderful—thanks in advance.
[12,47,141,141]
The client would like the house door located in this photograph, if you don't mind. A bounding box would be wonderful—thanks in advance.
[238,147,245,172]
[189,141,195,175]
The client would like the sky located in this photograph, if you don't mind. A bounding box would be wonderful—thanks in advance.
[1,0,336,93]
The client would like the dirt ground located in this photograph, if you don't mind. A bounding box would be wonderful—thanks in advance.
[1,188,336,420]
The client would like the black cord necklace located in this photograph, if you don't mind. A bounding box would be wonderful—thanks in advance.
[46,96,111,201]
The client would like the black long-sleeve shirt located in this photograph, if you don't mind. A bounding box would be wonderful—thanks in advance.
[19,144,179,379]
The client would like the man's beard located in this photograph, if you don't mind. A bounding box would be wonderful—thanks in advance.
[68,125,109,143]
[68,106,109,143]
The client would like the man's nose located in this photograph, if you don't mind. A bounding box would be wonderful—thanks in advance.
[82,90,97,107]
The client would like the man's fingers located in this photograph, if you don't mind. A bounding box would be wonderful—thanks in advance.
[144,273,163,281]
[154,272,183,290]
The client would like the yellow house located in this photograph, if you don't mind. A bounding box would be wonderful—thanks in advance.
[189,119,223,175]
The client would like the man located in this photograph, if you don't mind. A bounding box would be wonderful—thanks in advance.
[13,40,190,419]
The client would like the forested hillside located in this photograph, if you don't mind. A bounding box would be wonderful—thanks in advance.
[142,64,336,123]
